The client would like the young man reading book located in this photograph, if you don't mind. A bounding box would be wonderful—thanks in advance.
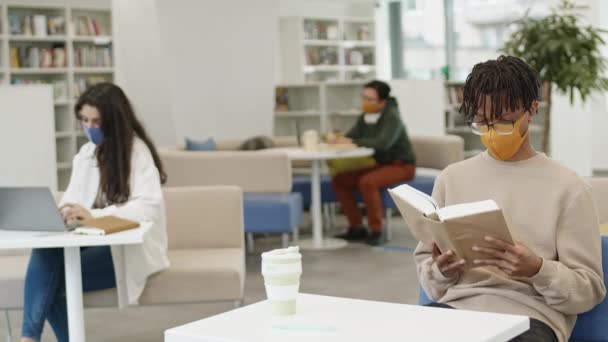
[414,56,606,342]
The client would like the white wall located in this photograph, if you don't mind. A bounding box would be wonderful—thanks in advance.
[278,0,374,17]
[156,0,278,142]
[390,79,445,135]
[112,0,176,146]
[0,86,57,189]
[551,91,595,176]
[5,0,109,6]
[113,0,279,144]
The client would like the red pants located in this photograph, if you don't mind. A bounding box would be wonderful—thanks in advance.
[332,162,416,232]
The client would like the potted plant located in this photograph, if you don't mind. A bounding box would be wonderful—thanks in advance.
[502,0,608,153]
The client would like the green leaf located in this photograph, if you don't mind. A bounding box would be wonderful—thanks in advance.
[503,0,608,104]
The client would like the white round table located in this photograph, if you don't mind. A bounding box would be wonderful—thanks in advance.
[271,147,374,250]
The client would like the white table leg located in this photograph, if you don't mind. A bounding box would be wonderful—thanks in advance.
[64,247,86,342]
[299,160,347,250]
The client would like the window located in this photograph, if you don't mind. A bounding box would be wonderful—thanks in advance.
[401,1,445,80]
[393,0,549,81]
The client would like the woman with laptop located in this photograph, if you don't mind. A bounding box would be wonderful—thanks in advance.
[21,83,170,342]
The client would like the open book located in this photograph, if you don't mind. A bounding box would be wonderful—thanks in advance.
[388,184,514,268]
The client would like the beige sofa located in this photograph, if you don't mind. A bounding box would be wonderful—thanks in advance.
[187,134,465,172]
[164,135,466,241]
[410,134,465,170]
[160,149,292,193]
[160,147,300,252]
[1,186,245,340]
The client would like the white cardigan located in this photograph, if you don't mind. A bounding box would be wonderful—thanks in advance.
[60,138,170,307]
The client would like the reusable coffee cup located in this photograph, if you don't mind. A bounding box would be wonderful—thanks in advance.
[301,130,319,151]
[261,246,302,316]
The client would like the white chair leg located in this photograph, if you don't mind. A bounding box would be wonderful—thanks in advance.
[322,204,330,231]
[4,310,11,342]
[385,208,393,242]
[292,227,299,244]
[246,233,255,254]
[233,299,244,309]
[330,203,337,228]
[281,233,289,248]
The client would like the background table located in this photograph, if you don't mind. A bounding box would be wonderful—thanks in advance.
[272,147,374,250]
[0,223,150,342]
[165,293,529,342]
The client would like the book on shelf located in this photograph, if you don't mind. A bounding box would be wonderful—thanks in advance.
[275,87,289,111]
[48,17,66,36]
[303,20,338,40]
[10,45,66,68]
[74,46,112,67]
[53,47,66,68]
[74,76,109,98]
[8,13,66,36]
[345,49,374,66]
[22,15,32,35]
[40,48,53,67]
[73,16,103,36]
[33,15,46,37]
[356,25,372,41]
[388,184,514,268]
[9,14,19,35]
[10,48,20,68]
[445,83,464,106]
[306,46,338,66]
[53,80,68,101]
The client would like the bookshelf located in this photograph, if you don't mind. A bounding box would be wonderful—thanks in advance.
[274,81,366,136]
[279,16,376,83]
[0,3,114,190]
[444,82,548,158]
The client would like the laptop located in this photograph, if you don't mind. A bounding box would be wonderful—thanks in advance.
[0,187,74,232]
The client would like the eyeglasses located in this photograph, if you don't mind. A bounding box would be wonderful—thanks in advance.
[468,120,517,136]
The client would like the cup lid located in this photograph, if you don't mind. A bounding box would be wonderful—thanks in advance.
[262,246,301,260]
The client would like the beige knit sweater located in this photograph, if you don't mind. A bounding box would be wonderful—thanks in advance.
[414,151,606,342]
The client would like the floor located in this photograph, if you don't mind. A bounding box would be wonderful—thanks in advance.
[1,214,422,342]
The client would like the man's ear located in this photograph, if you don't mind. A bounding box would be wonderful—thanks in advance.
[529,101,539,120]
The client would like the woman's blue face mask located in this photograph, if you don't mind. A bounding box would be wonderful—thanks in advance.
[82,125,104,145]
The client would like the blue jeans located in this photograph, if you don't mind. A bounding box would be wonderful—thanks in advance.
[22,247,116,342]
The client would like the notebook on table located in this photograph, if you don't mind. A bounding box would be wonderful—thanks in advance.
[75,216,140,236]
[388,184,514,268]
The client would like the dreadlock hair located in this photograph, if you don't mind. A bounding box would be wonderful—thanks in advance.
[460,55,540,123]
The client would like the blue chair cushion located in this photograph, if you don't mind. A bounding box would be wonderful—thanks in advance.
[243,193,303,234]
[185,137,216,151]
[419,288,433,306]
[291,174,336,207]
[292,173,435,209]
[382,175,436,209]
[570,235,608,342]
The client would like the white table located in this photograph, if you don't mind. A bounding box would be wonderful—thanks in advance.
[273,147,374,250]
[165,293,530,342]
[0,223,151,342]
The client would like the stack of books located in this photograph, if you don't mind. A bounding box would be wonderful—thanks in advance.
[10,45,66,68]
[9,14,66,36]
[74,46,112,67]
[73,16,103,36]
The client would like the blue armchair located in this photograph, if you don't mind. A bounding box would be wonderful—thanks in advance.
[418,236,608,342]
